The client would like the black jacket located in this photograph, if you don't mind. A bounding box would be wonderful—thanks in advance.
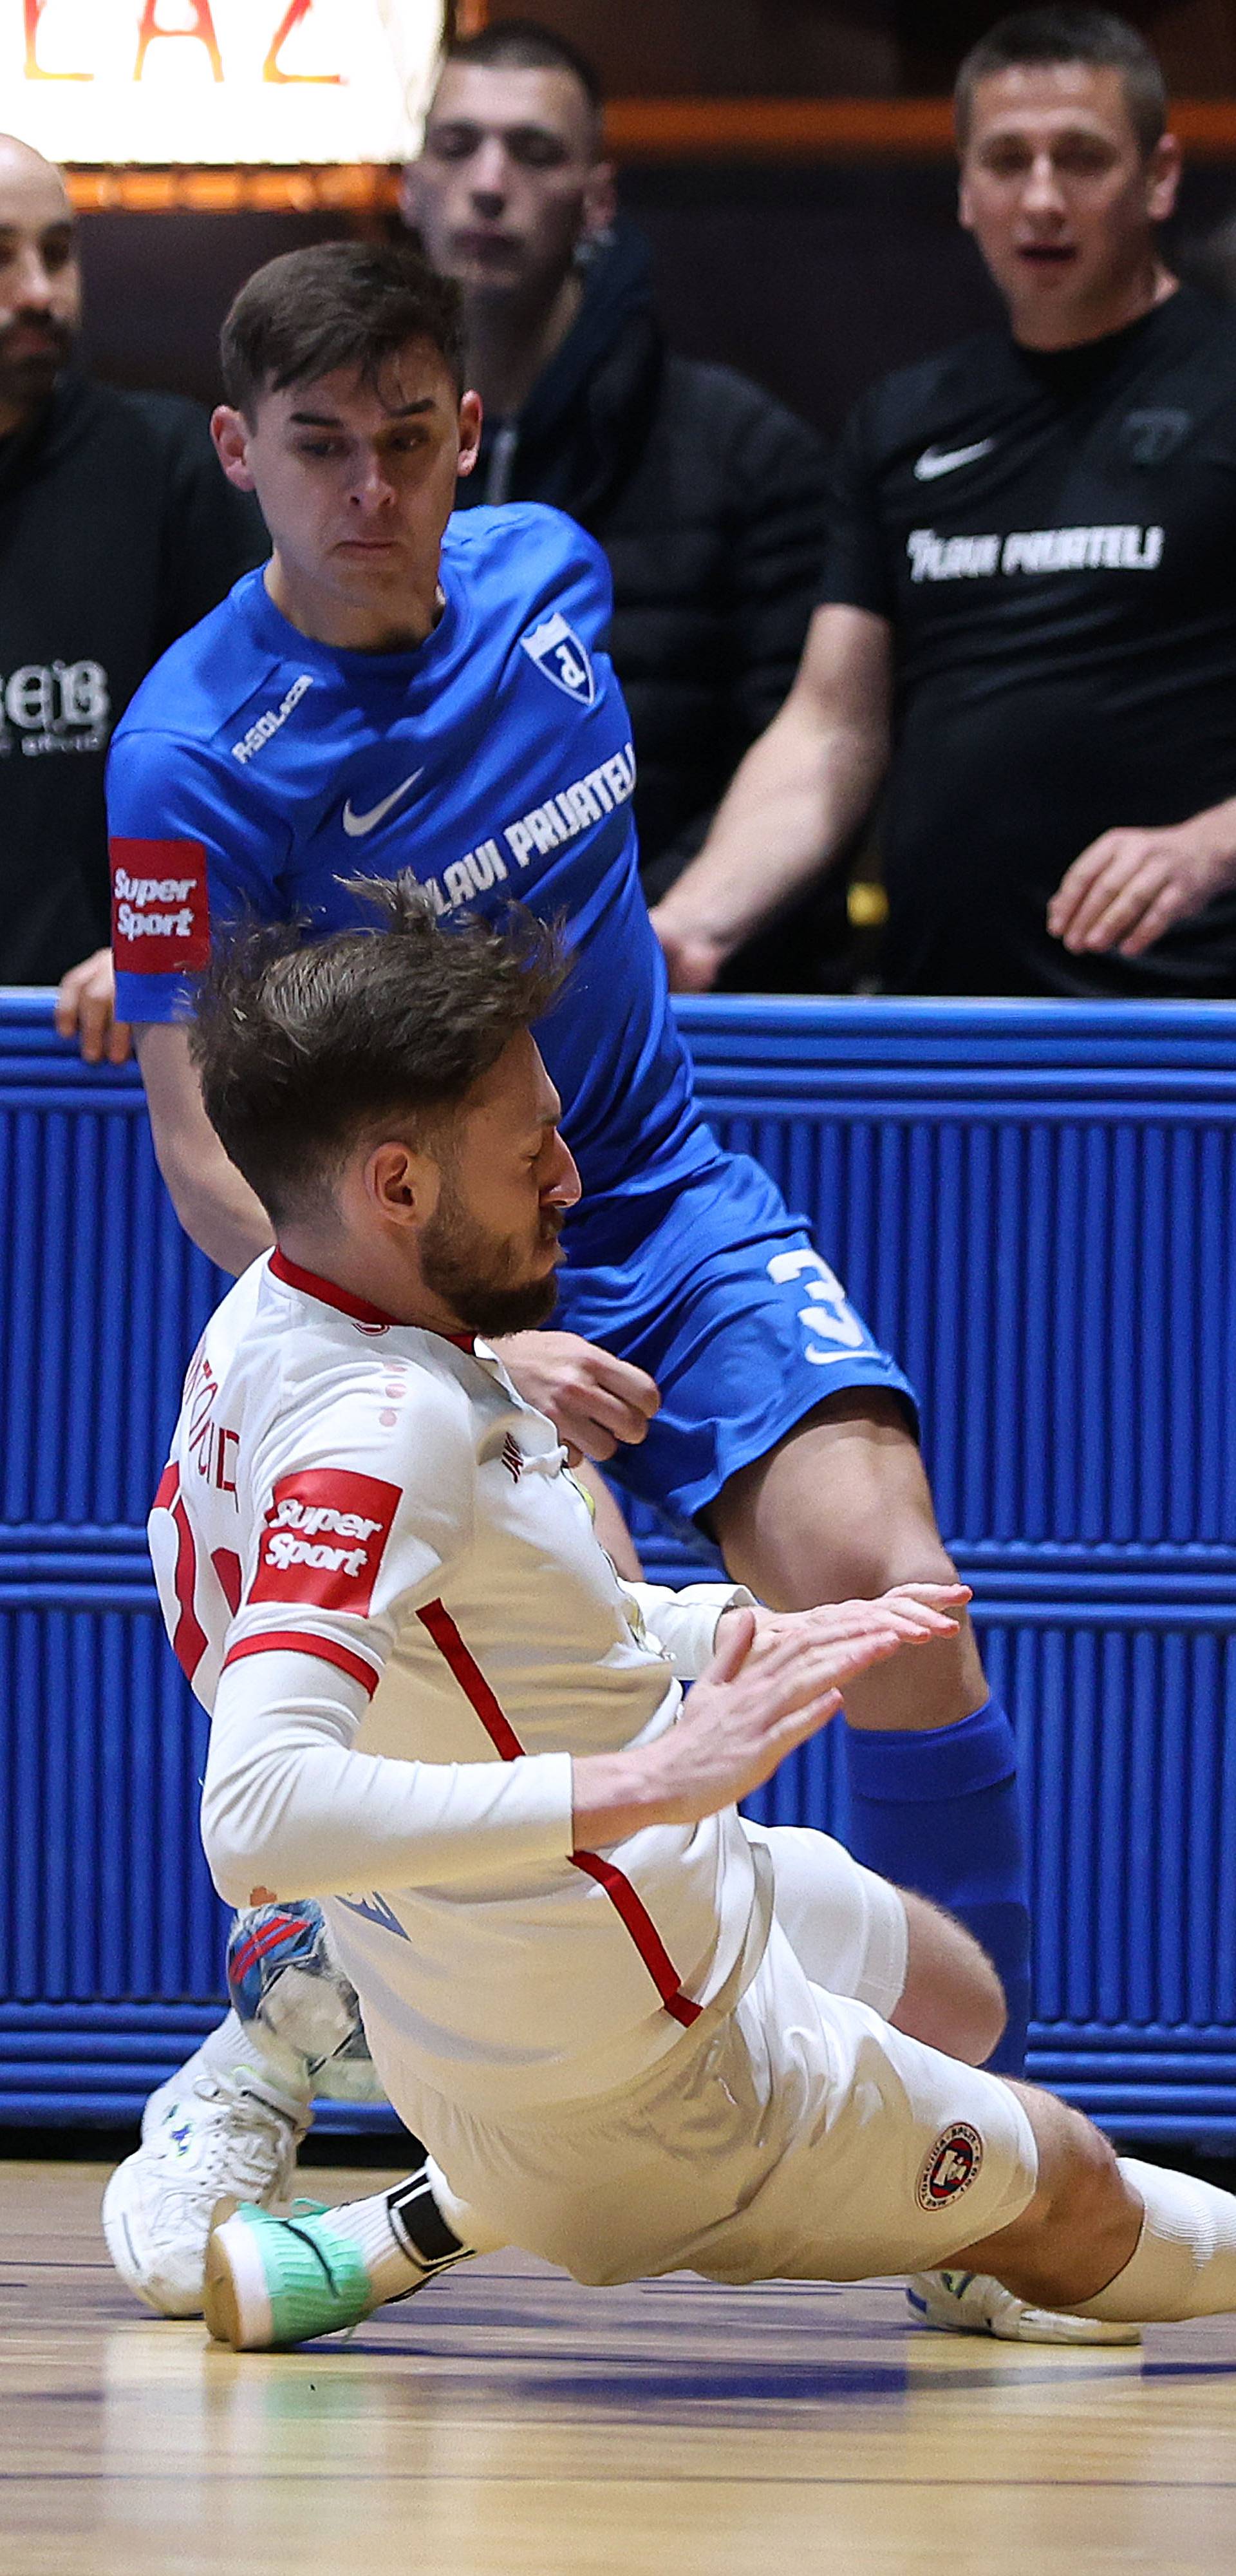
[0,373,265,984]
[455,225,830,905]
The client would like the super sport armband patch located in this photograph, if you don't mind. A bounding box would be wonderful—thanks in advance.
[110,838,211,972]
[248,1467,402,1616]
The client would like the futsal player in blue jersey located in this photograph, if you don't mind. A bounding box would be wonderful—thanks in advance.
[100,242,1082,2347]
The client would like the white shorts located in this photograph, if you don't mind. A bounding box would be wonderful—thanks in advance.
[373,1826,1038,2289]
[742,1818,909,2021]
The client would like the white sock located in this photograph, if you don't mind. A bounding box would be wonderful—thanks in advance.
[424,2154,506,2257]
[1074,2157,1236,2323]
[196,2008,312,2121]
[315,2164,501,2303]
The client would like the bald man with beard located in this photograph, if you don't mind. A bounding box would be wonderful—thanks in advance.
[0,137,264,1037]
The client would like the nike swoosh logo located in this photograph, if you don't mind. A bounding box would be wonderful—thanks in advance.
[913,439,995,482]
[341,770,424,838]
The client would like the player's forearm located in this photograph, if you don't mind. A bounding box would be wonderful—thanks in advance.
[201,1653,574,1904]
[570,1738,689,1848]
[158,1141,272,1276]
[653,698,887,973]
[135,1021,272,1275]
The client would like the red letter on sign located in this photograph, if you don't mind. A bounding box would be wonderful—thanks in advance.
[24,0,91,79]
[264,0,342,84]
[134,0,225,82]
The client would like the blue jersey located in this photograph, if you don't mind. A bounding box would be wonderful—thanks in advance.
[108,505,712,1204]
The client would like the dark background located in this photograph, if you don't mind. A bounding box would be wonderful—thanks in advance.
[473,0,1236,97]
[77,158,1236,435]
[62,3,1236,431]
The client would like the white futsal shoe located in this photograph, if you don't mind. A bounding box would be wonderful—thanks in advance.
[102,2047,308,2318]
[907,2268,1142,2344]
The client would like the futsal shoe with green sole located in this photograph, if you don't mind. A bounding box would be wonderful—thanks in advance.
[907,2268,1142,2344]
[203,2172,473,2351]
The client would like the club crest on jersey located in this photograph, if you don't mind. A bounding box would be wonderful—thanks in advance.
[917,2123,984,2211]
[519,611,596,707]
[250,1468,400,1614]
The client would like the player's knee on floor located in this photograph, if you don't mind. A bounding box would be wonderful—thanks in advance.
[969,2088,1135,2306]
[892,1889,1007,2066]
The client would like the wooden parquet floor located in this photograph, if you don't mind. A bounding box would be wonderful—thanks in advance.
[3,2159,1235,2575]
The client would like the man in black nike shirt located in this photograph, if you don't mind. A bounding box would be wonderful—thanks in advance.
[653,6,1236,999]
[0,135,264,1036]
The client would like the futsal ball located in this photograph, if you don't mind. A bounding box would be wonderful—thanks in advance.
[226,1900,382,2101]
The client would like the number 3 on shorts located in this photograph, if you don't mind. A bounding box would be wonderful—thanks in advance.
[767,1247,869,1361]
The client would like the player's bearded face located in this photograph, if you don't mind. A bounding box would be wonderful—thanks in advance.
[418,1166,566,1336]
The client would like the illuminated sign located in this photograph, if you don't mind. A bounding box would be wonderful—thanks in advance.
[3,1,444,164]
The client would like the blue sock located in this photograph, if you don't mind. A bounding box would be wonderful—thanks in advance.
[841,1698,1030,2076]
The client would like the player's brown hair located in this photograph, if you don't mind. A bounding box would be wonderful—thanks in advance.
[955,8,1167,157]
[190,876,568,1226]
[220,242,466,420]
[440,17,604,119]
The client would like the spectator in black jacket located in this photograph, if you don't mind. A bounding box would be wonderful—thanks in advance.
[0,135,265,1051]
[402,22,838,973]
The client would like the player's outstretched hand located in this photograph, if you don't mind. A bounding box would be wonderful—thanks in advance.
[53,947,133,1066]
[572,1593,962,1846]
[1047,820,1236,960]
[720,1581,970,1674]
[492,1330,660,1463]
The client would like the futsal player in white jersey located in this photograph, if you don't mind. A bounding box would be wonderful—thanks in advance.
[156,879,1236,2353]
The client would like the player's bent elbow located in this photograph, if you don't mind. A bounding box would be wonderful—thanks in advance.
[200,1777,284,1911]
[200,1815,265,1912]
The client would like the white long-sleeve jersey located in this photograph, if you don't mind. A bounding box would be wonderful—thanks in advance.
[151,1251,756,2110]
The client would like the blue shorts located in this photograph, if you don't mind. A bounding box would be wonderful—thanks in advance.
[555,1147,917,1524]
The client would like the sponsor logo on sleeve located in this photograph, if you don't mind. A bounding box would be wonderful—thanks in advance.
[917,2123,984,2211]
[110,838,210,972]
[249,1467,401,1615]
[230,673,314,765]
[519,610,596,706]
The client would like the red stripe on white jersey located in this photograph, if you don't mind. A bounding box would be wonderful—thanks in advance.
[567,1849,702,2025]
[211,1548,243,1615]
[222,1629,383,1700]
[417,1596,700,2028]
[417,1598,523,1758]
[164,1468,207,1685]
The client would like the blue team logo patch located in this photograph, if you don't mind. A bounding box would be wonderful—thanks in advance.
[519,611,596,707]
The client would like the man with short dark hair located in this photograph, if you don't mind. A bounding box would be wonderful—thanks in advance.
[653,6,1236,995]
[404,20,834,958]
[101,238,1046,2351]
[137,884,1236,2357]
[0,133,264,1031]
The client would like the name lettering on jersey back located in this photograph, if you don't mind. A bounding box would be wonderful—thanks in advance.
[908,524,1165,583]
[250,1468,400,1614]
[185,1348,239,1501]
[419,744,636,920]
[231,674,315,765]
[110,838,210,971]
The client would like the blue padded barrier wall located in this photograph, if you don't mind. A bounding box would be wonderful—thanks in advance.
[3,990,1236,2143]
